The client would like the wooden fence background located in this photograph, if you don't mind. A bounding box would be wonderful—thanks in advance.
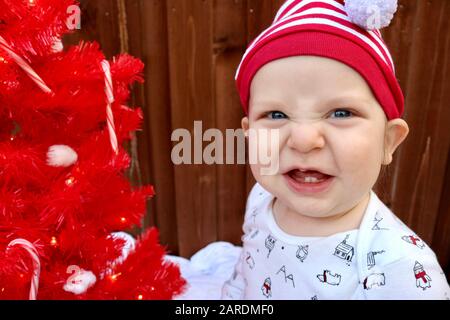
[65,0,450,279]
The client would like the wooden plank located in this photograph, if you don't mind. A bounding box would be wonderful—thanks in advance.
[434,153,450,280]
[246,0,284,44]
[124,0,180,255]
[387,0,450,245]
[429,1,450,277]
[213,0,248,244]
[375,0,420,207]
[117,0,153,238]
[167,0,217,258]
[64,0,121,58]
[65,0,148,230]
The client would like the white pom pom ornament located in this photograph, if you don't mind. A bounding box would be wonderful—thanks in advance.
[344,0,398,30]
[63,266,97,295]
[46,145,78,167]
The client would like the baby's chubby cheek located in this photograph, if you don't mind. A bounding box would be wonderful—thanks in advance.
[249,162,284,200]
[336,134,383,191]
[247,129,282,177]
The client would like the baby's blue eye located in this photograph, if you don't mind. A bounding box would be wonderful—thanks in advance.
[267,111,287,120]
[330,109,353,119]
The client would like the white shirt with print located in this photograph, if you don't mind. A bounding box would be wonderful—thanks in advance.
[221,183,450,300]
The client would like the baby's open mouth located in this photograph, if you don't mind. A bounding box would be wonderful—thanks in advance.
[283,168,335,194]
[286,169,332,184]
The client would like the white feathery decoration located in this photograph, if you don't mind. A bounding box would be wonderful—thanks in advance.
[63,267,97,295]
[46,145,78,167]
[344,0,398,30]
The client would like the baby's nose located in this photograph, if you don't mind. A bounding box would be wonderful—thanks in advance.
[286,122,325,153]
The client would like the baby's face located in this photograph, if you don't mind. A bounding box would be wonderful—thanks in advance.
[243,56,405,219]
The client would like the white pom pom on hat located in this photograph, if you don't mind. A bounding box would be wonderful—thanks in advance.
[344,0,398,30]
[46,145,78,167]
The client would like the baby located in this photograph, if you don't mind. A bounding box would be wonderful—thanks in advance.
[222,0,450,299]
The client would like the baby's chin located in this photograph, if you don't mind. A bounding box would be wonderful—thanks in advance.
[264,183,341,217]
[280,197,340,219]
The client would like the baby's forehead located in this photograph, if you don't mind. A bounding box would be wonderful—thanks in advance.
[250,77,377,107]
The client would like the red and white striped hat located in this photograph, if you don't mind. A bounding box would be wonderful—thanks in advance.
[236,0,404,120]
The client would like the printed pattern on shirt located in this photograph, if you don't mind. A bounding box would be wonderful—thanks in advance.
[221,183,450,300]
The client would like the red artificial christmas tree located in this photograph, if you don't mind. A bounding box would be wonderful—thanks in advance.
[0,0,186,299]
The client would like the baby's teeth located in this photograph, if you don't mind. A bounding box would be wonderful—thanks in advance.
[304,176,319,183]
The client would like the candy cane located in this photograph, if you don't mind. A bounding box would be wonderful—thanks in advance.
[7,239,41,300]
[100,60,119,155]
[0,35,53,94]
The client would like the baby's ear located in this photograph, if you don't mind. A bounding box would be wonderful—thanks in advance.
[383,118,409,165]
[241,117,249,137]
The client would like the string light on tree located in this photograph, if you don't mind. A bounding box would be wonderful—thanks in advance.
[50,237,58,247]
[109,273,122,282]
[65,176,75,186]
